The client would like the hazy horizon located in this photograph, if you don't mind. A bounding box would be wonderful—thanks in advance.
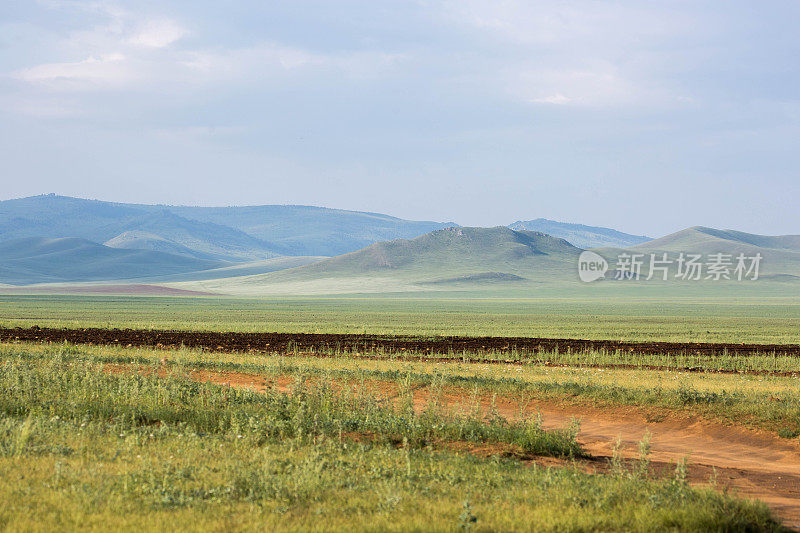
[6,192,800,238]
[2,1,799,237]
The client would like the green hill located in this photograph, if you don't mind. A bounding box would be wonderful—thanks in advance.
[103,231,217,260]
[588,226,800,279]
[632,226,800,254]
[180,227,582,294]
[508,218,650,248]
[0,237,225,285]
[294,226,579,275]
[176,225,800,295]
[136,256,326,283]
[0,195,454,260]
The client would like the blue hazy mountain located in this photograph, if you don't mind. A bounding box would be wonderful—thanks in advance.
[0,237,225,285]
[508,218,650,249]
[0,195,455,260]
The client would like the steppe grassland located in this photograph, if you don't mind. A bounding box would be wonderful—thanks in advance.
[0,342,781,531]
[7,341,800,437]
[0,294,799,343]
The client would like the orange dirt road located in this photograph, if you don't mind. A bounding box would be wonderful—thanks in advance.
[123,366,800,529]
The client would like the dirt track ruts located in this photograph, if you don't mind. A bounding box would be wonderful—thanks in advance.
[120,365,800,529]
[1,326,799,358]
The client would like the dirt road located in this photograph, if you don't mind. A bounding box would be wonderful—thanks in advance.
[149,366,800,528]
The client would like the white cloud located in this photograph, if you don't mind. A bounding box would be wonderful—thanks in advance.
[181,44,320,76]
[440,0,691,46]
[512,65,644,107]
[51,4,186,51]
[128,19,187,48]
[10,3,401,98]
[9,4,188,91]
[13,53,133,88]
[8,0,701,111]
[529,93,571,105]
[436,0,696,108]
[182,44,405,83]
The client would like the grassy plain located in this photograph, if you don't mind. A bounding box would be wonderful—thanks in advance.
[0,343,783,531]
[8,342,799,437]
[0,294,799,343]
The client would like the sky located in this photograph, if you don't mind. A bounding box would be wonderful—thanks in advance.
[1,0,799,237]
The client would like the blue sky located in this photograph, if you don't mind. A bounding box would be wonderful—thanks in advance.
[1,1,798,237]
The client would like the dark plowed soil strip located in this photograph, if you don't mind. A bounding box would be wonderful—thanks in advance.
[1,326,799,358]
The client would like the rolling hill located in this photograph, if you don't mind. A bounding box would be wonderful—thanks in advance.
[177,225,800,295]
[632,226,800,255]
[292,226,580,275]
[508,218,650,249]
[0,195,454,260]
[588,226,800,280]
[180,227,583,294]
[103,231,217,259]
[136,256,326,283]
[0,237,225,285]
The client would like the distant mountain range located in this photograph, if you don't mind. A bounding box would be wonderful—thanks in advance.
[0,196,649,264]
[0,195,455,262]
[1,195,797,290]
[509,219,650,249]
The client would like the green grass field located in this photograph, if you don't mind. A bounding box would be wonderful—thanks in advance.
[1,294,799,343]
[0,343,783,531]
[10,341,800,436]
[2,288,799,529]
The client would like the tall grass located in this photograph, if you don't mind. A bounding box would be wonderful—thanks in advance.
[0,349,783,531]
[317,344,800,374]
[0,412,781,532]
[6,341,800,436]
[0,355,581,458]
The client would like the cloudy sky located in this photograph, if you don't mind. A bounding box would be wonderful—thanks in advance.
[1,1,798,236]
